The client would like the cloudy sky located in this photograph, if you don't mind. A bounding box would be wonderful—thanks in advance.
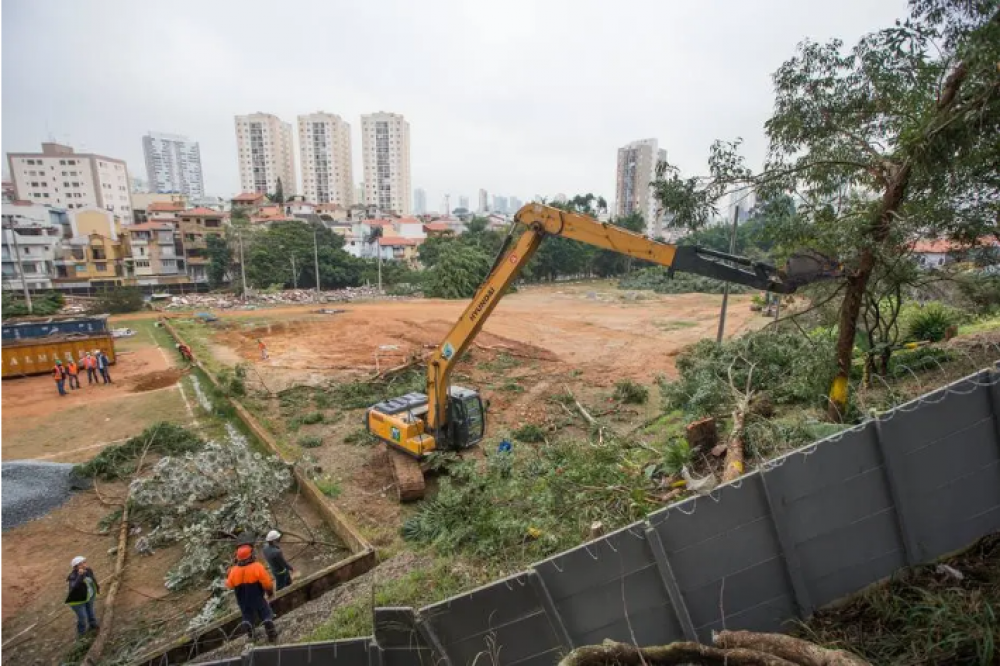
[3,0,908,210]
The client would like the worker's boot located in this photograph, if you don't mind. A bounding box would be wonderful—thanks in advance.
[263,620,278,644]
[239,621,254,642]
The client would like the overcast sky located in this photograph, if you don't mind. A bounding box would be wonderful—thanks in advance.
[3,0,908,210]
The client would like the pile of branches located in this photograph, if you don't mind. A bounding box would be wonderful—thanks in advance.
[560,631,870,665]
[130,424,292,593]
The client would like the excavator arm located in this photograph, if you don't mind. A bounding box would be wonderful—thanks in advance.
[423,203,835,434]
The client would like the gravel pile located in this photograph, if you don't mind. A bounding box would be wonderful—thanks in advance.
[2,461,76,530]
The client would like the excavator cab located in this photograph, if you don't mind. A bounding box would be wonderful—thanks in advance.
[445,386,486,451]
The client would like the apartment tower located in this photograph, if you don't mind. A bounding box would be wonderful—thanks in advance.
[361,112,411,215]
[234,113,296,196]
[615,138,666,236]
[297,112,352,206]
[142,132,205,198]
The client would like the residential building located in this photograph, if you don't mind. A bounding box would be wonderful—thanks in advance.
[132,193,188,223]
[492,195,508,214]
[478,189,489,213]
[356,183,364,205]
[234,113,296,196]
[509,196,523,213]
[1,202,70,290]
[361,112,411,215]
[176,207,227,283]
[458,195,469,211]
[123,222,181,281]
[297,112,352,206]
[442,194,451,215]
[142,132,205,198]
[414,188,427,214]
[2,181,16,203]
[377,236,419,265]
[615,139,666,236]
[71,207,122,240]
[7,142,134,222]
[131,176,149,193]
[57,232,127,287]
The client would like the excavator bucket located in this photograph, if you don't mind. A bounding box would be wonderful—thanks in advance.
[780,251,842,288]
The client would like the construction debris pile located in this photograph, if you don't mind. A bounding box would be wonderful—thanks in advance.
[162,286,412,310]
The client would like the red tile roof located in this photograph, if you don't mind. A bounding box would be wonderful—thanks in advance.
[362,219,394,227]
[378,236,418,246]
[911,237,999,254]
[184,207,224,216]
[232,192,265,202]
[422,222,451,232]
[147,201,185,212]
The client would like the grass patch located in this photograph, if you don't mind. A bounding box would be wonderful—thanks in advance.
[499,380,524,393]
[305,558,494,642]
[512,424,546,443]
[959,313,1000,336]
[654,319,698,332]
[314,476,342,497]
[478,352,519,373]
[613,379,649,405]
[344,428,378,446]
[298,435,323,449]
[798,533,999,665]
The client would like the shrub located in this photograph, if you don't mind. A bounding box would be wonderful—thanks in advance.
[301,411,324,425]
[344,428,378,446]
[613,379,649,404]
[422,244,492,299]
[904,302,961,342]
[298,435,323,448]
[92,287,145,314]
[661,439,693,475]
[314,476,342,497]
[957,273,1000,314]
[1,291,64,319]
[512,424,546,443]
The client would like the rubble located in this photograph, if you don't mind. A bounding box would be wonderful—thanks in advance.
[162,286,412,310]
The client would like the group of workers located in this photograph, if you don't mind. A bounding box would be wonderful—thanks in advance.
[52,350,112,396]
[66,530,294,644]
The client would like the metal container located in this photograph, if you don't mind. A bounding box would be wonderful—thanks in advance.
[1,315,109,342]
[2,333,116,378]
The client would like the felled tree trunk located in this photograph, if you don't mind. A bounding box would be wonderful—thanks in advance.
[558,633,872,666]
[722,398,750,482]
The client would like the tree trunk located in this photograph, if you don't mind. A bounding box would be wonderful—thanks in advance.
[723,399,750,482]
[826,57,972,422]
[715,631,872,666]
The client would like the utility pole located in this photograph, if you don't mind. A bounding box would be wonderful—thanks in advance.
[5,222,33,314]
[716,203,740,344]
[290,254,298,289]
[313,228,320,300]
[238,228,248,300]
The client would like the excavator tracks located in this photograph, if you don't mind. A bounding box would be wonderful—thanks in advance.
[384,445,425,502]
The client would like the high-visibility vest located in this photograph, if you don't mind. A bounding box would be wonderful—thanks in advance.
[67,362,78,375]
[85,357,96,369]
[53,365,64,380]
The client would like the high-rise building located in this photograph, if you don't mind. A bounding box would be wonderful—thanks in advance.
[297,112,352,206]
[414,188,427,214]
[356,183,365,205]
[478,189,489,213]
[615,139,666,236]
[7,142,134,223]
[234,113,296,196]
[554,193,568,204]
[458,195,469,211]
[361,112,411,215]
[492,195,508,214]
[509,196,523,212]
[142,132,205,198]
[442,194,451,215]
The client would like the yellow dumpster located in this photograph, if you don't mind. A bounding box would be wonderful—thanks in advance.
[2,333,116,379]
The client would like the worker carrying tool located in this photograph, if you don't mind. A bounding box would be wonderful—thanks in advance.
[225,544,278,643]
[175,343,194,362]
[263,530,294,591]
[366,203,840,501]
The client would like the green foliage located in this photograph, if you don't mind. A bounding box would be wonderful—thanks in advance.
[661,440,693,475]
[74,423,205,481]
[1,291,64,319]
[889,347,954,377]
[217,367,246,397]
[499,380,524,393]
[478,352,518,373]
[619,268,754,294]
[613,379,649,405]
[205,234,232,289]
[903,302,961,342]
[92,287,144,314]
[314,476,342,497]
[245,220,361,290]
[301,411,324,425]
[298,435,323,449]
[958,273,1000,314]
[512,424,546,443]
[330,370,425,409]
[422,243,492,299]
[660,331,837,417]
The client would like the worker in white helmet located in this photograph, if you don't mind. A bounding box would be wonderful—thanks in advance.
[263,530,294,590]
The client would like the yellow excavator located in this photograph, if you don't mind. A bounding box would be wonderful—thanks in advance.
[366,203,838,500]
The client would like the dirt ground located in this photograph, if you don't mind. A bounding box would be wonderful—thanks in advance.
[215,282,766,387]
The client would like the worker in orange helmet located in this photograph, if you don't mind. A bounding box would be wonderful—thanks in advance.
[225,543,278,643]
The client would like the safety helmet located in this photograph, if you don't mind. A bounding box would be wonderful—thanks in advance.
[265,530,281,542]
[71,556,86,567]
[236,545,253,560]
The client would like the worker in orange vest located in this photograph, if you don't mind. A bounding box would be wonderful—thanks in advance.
[226,544,277,643]
[258,339,268,360]
[82,352,99,384]
[66,359,81,390]
[53,360,67,396]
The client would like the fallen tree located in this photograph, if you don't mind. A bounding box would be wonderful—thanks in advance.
[558,631,871,666]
